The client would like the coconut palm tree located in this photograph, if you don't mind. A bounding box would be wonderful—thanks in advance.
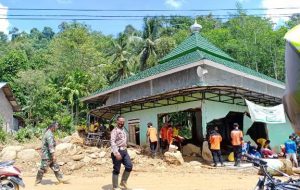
[130,17,162,71]
[110,33,136,82]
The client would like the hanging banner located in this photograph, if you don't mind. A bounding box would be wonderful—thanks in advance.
[245,99,286,124]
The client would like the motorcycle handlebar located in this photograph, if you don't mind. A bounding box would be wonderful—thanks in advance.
[0,160,15,167]
[243,154,267,166]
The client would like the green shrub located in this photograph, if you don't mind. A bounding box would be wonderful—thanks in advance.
[54,130,70,139]
[15,127,34,143]
[0,115,3,128]
[0,128,7,143]
[54,111,73,132]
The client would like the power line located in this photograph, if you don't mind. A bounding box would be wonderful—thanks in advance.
[0,13,297,17]
[0,7,300,12]
[0,13,296,21]
[0,18,143,21]
[0,15,293,21]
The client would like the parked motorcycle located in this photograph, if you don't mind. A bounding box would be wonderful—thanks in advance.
[0,161,25,190]
[244,154,300,190]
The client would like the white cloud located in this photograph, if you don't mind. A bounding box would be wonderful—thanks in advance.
[261,0,300,24]
[165,0,184,9]
[56,0,72,4]
[0,3,9,34]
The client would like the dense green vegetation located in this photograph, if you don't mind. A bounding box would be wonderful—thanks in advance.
[0,11,299,136]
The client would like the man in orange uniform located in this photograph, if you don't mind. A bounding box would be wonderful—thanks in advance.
[159,123,168,152]
[147,122,158,158]
[166,124,174,149]
[209,126,224,167]
[231,123,243,167]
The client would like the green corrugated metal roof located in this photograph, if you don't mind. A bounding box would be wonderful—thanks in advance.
[89,50,205,96]
[159,32,235,64]
[84,32,283,100]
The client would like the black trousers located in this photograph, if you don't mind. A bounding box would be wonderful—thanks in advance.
[211,150,223,164]
[233,145,242,163]
[111,149,133,175]
[150,141,157,155]
[159,139,168,152]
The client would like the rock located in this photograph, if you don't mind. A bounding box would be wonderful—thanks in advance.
[168,144,178,152]
[155,166,167,172]
[83,156,92,163]
[127,149,137,160]
[61,136,72,143]
[99,151,106,158]
[72,154,85,161]
[164,151,184,165]
[88,153,99,159]
[182,144,201,156]
[91,159,102,165]
[258,159,293,176]
[92,158,107,165]
[56,143,76,156]
[1,150,17,161]
[67,148,77,156]
[67,161,75,166]
[17,149,39,161]
[280,159,293,175]
[58,156,72,163]
[69,162,85,171]
[58,162,65,166]
[1,146,24,154]
[202,141,213,162]
[85,147,100,154]
[70,132,84,144]
[293,167,300,174]
[100,158,107,164]
[189,161,202,166]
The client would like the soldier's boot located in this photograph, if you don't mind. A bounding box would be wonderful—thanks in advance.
[120,171,130,189]
[54,171,67,183]
[112,174,121,190]
[35,170,44,185]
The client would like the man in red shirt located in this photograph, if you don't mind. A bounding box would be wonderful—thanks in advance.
[166,124,174,150]
[231,123,243,167]
[159,123,168,152]
[209,126,224,167]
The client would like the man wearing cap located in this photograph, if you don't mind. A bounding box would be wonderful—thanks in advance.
[110,116,132,190]
[147,122,158,158]
[209,126,224,167]
[35,122,65,185]
[231,123,243,167]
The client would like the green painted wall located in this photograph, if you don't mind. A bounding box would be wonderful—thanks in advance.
[123,100,202,145]
[123,98,294,152]
[266,121,293,152]
[201,100,248,135]
[201,100,293,152]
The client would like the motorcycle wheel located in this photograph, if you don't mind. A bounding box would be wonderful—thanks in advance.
[254,179,264,190]
[1,179,19,190]
[254,186,264,190]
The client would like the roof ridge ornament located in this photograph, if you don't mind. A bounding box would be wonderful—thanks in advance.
[190,20,202,33]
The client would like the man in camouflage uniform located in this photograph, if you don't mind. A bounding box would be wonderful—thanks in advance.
[35,121,65,185]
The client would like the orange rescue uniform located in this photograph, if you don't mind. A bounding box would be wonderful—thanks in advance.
[231,130,243,146]
[209,134,222,150]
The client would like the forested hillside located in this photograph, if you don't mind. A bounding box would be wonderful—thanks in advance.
[1,12,299,133]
